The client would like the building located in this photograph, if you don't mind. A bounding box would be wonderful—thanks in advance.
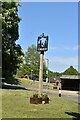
[60,75,80,91]
[49,77,61,87]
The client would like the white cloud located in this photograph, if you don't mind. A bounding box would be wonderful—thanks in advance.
[62,46,79,51]
[49,56,78,66]
[49,45,79,51]
[72,46,78,50]
[49,47,56,51]
[46,56,78,72]
[64,45,80,51]
[64,46,77,51]
[63,47,71,50]
[72,45,79,51]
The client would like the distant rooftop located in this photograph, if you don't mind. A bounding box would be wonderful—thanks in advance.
[60,75,80,79]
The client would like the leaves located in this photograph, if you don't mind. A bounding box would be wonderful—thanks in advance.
[2,2,24,83]
[63,66,79,75]
[19,44,47,79]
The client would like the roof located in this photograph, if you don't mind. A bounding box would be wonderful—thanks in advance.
[49,77,61,82]
[60,75,80,79]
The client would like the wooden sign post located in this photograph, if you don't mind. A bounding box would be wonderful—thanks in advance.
[37,33,48,96]
[39,52,44,95]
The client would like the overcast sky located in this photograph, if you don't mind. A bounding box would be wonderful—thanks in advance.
[17,2,78,72]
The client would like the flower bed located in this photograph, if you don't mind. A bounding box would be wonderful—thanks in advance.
[30,97,42,104]
[30,93,49,104]
[42,97,49,104]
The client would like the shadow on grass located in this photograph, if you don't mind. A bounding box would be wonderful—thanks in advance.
[5,77,20,85]
[65,112,80,120]
[2,84,27,90]
[1,77,27,90]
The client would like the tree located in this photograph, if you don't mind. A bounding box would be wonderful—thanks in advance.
[2,2,24,83]
[48,70,62,78]
[19,44,47,79]
[63,66,79,75]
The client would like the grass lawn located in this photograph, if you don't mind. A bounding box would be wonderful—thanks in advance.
[2,89,79,118]
[18,78,56,90]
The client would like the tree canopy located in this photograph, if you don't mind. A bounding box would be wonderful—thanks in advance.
[2,2,24,83]
[19,45,79,80]
[63,66,78,75]
[49,70,62,78]
[19,45,47,79]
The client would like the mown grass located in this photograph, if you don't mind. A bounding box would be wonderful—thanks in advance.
[2,89,78,118]
[78,91,80,94]
[18,78,56,90]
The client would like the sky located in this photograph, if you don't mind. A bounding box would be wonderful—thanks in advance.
[17,2,78,72]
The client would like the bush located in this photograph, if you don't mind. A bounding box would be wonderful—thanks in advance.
[33,93,39,98]
[41,93,48,99]
[32,93,49,99]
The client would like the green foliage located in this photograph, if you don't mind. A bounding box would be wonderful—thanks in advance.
[2,2,24,83]
[49,70,62,78]
[32,93,48,99]
[19,44,78,79]
[1,0,19,2]
[41,93,48,99]
[63,66,79,75]
[19,44,47,79]
[48,66,79,78]
[33,93,39,98]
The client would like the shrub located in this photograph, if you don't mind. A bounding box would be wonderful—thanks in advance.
[32,93,49,99]
[33,93,39,98]
[41,93,48,99]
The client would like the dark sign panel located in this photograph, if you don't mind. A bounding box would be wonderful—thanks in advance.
[37,33,48,52]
